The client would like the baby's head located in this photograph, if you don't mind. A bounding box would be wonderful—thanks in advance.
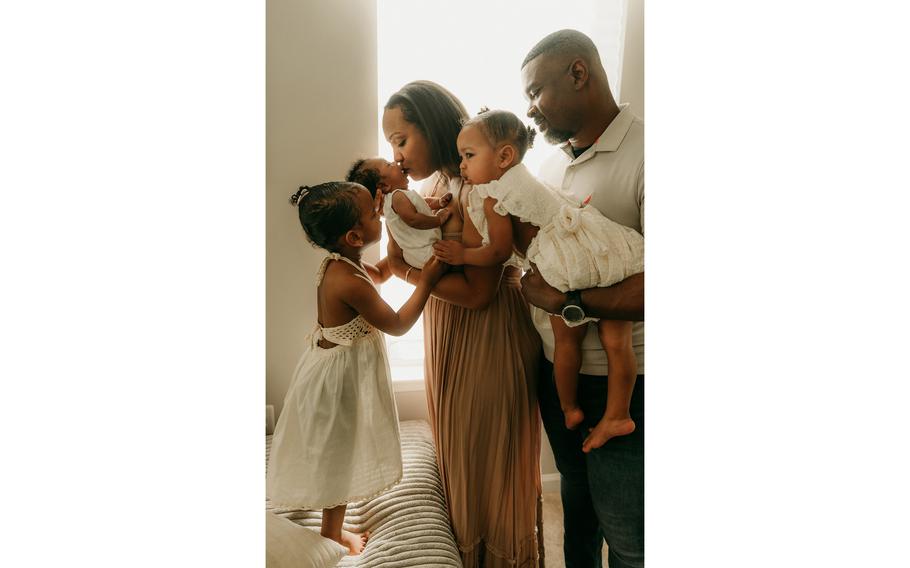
[289,181,382,253]
[457,108,536,185]
[346,157,410,197]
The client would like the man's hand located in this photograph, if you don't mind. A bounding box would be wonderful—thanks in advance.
[521,268,645,321]
[520,262,567,314]
[433,240,466,265]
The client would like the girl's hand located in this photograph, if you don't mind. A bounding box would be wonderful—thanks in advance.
[425,192,453,210]
[419,256,448,286]
[433,240,465,265]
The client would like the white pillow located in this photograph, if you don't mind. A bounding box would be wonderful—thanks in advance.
[266,512,347,568]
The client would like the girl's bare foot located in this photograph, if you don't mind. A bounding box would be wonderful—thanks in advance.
[582,417,635,453]
[337,529,369,555]
[564,407,585,430]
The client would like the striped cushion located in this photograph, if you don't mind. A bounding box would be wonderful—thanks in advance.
[267,420,463,567]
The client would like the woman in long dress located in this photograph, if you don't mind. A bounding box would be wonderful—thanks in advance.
[381,80,544,567]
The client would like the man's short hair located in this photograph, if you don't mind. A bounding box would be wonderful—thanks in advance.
[521,29,600,69]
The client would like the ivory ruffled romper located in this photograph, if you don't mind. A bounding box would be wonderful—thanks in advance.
[469,163,644,295]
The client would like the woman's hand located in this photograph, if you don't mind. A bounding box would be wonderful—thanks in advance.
[433,240,466,265]
[519,262,566,314]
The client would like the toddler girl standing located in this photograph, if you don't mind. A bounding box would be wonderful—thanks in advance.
[267,181,445,554]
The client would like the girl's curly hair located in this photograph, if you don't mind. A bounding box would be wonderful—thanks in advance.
[289,181,364,251]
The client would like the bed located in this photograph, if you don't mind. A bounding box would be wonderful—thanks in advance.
[266,419,463,567]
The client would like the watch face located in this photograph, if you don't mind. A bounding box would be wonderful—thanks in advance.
[562,304,585,323]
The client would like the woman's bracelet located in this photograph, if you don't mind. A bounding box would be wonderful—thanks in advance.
[405,267,413,284]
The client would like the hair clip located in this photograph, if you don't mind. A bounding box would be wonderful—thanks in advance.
[290,185,311,205]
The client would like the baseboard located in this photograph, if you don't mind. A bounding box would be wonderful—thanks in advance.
[266,405,275,435]
[541,473,560,494]
[392,378,425,393]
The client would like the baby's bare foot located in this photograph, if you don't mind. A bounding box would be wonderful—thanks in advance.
[582,417,635,453]
[564,407,585,430]
[338,529,369,555]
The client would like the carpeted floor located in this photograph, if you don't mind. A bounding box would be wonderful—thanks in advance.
[541,491,609,568]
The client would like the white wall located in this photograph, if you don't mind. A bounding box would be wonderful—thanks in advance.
[620,0,645,119]
[266,0,378,417]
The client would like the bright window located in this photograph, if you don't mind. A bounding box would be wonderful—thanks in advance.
[376,0,628,380]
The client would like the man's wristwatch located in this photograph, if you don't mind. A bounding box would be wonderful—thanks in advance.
[560,290,586,324]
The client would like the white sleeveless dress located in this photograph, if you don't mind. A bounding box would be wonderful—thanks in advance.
[266,254,402,510]
[469,162,644,293]
[383,188,441,268]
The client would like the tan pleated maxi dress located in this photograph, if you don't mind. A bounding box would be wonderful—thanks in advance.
[422,177,544,568]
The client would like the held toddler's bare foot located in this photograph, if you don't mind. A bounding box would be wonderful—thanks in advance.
[438,192,453,208]
[582,417,635,453]
[563,407,584,430]
[338,529,369,555]
[436,208,452,225]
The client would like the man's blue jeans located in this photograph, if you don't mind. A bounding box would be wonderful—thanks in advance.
[538,356,644,568]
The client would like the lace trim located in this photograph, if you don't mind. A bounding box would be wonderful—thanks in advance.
[315,252,375,286]
[314,252,342,285]
[314,253,377,345]
[320,316,375,346]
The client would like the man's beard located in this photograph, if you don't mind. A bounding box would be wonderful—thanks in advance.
[542,126,574,145]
